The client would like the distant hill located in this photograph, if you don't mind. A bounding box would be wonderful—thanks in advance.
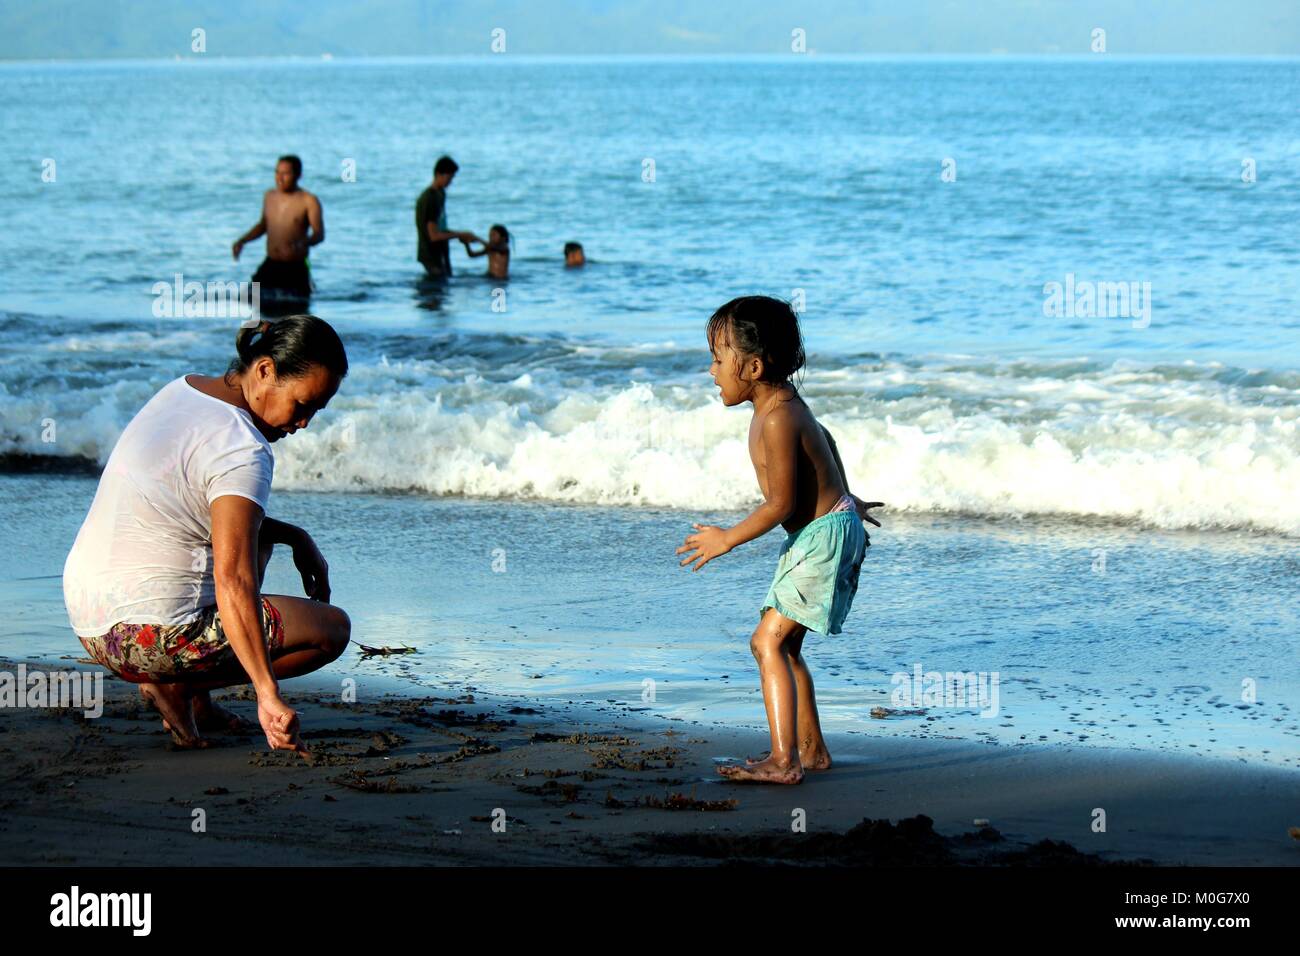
[1,0,1297,59]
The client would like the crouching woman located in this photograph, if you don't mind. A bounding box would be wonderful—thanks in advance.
[63,314,351,754]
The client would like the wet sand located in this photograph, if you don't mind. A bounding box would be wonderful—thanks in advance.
[0,657,1296,867]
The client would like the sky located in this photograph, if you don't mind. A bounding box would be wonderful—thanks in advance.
[1,0,1297,59]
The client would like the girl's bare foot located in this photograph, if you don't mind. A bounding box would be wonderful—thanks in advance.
[139,684,209,749]
[745,748,832,771]
[192,691,255,733]
[718,757,804,785]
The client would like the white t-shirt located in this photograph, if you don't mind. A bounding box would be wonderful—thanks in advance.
[63,375,275,637]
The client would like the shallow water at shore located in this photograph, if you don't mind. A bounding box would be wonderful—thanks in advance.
[5,473,1296,770]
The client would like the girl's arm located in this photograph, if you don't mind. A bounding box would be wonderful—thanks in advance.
[821,424,884,528]
[678,407,798,571]
[821,424,851,494]
[724,409,799,550]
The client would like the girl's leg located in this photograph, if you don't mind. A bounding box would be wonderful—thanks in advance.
[718,608,806,784]
[745,629,833,770]
[787,630,832,770]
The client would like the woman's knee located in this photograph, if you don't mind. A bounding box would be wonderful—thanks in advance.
[266,594,350,659]
[324,604,351,659]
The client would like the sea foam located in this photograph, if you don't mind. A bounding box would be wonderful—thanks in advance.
[7,347,1292,534]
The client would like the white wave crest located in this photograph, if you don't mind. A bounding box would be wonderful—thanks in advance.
[4,354,1298,534]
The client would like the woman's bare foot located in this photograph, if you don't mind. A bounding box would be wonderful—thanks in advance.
[745,748,832,771]
[718,757,804,785]
[139,684,209,749]
[192,691,255,733]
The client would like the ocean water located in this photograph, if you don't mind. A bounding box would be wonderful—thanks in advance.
[1,57,1297,767]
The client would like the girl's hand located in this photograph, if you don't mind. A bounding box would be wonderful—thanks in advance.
[852,496,884,546]
[851,495,884,525]
[676,523,731,572]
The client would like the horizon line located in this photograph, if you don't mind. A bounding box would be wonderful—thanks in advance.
[3,51,1299,66]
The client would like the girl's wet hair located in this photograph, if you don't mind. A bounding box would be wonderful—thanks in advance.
[226,314,349,383]
[707,295,806,389]
[490,223,511,246]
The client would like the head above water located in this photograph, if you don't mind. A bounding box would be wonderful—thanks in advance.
[275,155,302,191]
[225,314,348,442]
[489,224,509,246]
[706,295,805,407]
[564,242,585,266]
[433,155,459,187]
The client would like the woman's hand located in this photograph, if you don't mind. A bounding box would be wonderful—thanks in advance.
[258,692,309,758]
[676,523,732,572]
[291,531,331,603]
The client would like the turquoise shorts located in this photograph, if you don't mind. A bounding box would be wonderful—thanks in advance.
[760,509,867,635]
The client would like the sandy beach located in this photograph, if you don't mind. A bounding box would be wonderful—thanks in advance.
[2,656,1295,867]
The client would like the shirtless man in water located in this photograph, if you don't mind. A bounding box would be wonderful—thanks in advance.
[232,155,324,302]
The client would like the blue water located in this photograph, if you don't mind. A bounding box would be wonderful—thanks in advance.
[0,57,1297,767]
[2,56,1298,358]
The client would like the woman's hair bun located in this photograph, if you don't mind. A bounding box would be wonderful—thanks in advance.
[227,314,348,382]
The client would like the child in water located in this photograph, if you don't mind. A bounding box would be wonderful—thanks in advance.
[676,295,882,785]
[462,224,511,279]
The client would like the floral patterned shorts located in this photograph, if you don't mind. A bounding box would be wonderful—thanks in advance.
[78,598,285,684]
